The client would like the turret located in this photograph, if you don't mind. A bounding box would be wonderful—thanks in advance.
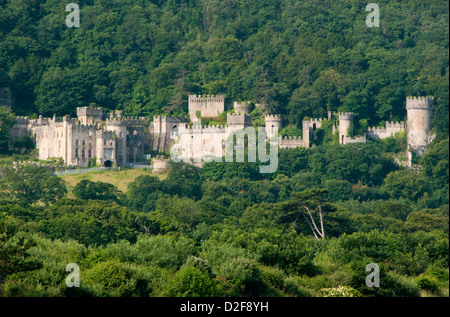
[406,96,433,159]
[338,113,354,145]
[264,115,282,139]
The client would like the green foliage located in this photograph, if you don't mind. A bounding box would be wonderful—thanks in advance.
[73,180,121,202]
[0,164,67,205]
[216,257,265,297]
[0,0,448,298]
[0,107,16,154]
[163,265,218,297]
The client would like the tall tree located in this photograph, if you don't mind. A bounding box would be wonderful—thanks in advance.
[281,188,333,240]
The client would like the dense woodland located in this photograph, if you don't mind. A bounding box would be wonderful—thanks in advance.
[0,134,448,297]
[0,0,449,137]
[0,0,449,297]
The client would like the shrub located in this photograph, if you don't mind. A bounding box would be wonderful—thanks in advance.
[163,266,218,297]
[415,274,440,294]
[260,265,285,290]
[282,276,312,297]
[217,257,265,296]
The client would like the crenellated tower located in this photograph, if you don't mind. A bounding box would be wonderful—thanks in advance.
[338,113,354,145]
[406,96,433,157]
[188,95,225,123]
[264,115,282,139]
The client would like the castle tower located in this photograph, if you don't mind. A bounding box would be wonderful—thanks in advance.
[77,106,104,125]
[264,115,282,139]
[406,96,433,156]
[338,113,354,145]
[188,95,225,123]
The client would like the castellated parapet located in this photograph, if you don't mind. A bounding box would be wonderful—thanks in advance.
[189,94,225,122]
[77,105,104,125]
[227,113,253,129]
[406,96,433,110]
[367,121,405,140]
[278,135,303,149]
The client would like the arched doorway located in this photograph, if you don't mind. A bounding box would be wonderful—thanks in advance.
[104,160,112,168]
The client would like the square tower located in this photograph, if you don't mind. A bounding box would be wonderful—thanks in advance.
[188,95,225,122]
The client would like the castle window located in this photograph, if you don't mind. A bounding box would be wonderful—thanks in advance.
[82,148,86,158]
[88,149,92,158]
[171,126,179,139]
[76,139,79,145]
[104,140,106,146]
[82,140,86,146]
[75,148,79,158]
[119,132,122,138]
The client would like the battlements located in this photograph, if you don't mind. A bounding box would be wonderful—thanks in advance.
[279,135,302,140]
[265,115,282,123]
[189,95,225,121]
[406,96,433,110]
[367,121,405,131]
[189,95,225,104]
[278,135,304,149]
[153,115,185,123]
[15,116,30,125]
[338,112,354,119]
[180,124,227,134]
[227,113,252,127]
[77,105,104,116]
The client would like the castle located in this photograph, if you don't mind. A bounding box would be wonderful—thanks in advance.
[10,95,434,168]
[11,106,149,168]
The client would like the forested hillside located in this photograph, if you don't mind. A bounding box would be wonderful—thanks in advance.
[0,0,449,299]
[0,0,448,138]
[0,135,449,297]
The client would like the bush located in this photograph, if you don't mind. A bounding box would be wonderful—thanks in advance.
[282,276,312,297]
[260,265,285,290]
[217,257,265,297]
[163,266,219,297]
[83,260,134,297]
[415,274,440,294]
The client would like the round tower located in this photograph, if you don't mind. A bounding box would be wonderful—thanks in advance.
[338,113,354,145]
[265,115,282,139]
[406,96,433,155]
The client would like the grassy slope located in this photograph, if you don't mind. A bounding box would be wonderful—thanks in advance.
[60,168,168,197]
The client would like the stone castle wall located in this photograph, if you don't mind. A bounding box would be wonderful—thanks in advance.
[188,95,225,122]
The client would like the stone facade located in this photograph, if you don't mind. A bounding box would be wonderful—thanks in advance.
[12,106,148,167]
[11,95,433,169]
[367,121,406,140]
[188,95,225,122]
[406,96,433,156]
